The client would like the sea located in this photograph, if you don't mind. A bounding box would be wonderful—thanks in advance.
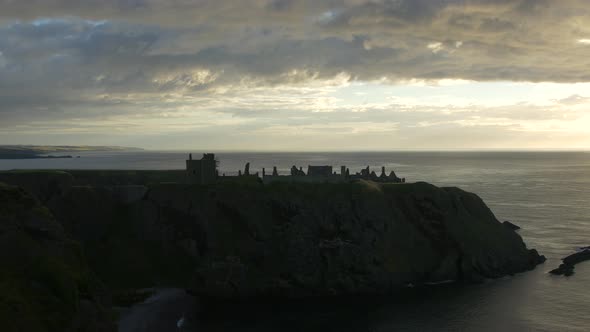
[2,151,589,332]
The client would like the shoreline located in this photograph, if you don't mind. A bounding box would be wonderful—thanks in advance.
[0,155,74,160]
[118,289,198,332]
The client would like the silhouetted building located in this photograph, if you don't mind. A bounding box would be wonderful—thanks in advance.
[307,165,333,177]
[291,165,306,176]
[210,156,406,185]
[360,166,370,178]
[186,153,217,184]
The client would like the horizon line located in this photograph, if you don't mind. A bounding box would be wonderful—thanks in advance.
[146,148,590,153]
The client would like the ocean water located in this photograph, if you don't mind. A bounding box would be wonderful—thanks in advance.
[2,151,590,331]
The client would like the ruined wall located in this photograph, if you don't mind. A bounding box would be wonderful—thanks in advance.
[263,175,347,184]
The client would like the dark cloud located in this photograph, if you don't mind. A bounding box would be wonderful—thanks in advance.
[267,0,297,11]
[1,1,588,86]
[478,17,516,32]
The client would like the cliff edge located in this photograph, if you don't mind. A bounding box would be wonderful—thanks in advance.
[140,180,545,298]
[0,171,545,302]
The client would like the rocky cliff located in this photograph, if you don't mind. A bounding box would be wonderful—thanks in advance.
[0,171,545,303]
[0,182,114,332]
[137,180,545,298]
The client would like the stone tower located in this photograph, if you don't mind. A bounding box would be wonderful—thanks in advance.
[186,153,217,184]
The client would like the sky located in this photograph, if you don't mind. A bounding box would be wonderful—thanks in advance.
[1,0,590,151]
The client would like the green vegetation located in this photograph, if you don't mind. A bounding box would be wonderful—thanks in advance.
[86,223,196,291]
[49,186,197,291]
[67,170,186,186]
[0,183,112,332]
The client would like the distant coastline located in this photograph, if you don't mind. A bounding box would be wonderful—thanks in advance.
[0,154,74,160]
[0,145,143,160]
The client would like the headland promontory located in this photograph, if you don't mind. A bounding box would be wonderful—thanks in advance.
[0,154,546,331]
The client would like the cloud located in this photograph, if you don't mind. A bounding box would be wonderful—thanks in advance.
[1,0,590,149]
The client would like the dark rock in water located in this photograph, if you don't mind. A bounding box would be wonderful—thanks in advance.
[549,248,590,277]
[529,249,547,265]
[549,263,575,276]
[563,249,590,265]
[503,220,521,230]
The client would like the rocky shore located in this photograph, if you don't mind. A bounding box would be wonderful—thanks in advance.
[118,288,197,332]
[549,248,590,276]
[0,170,546,330]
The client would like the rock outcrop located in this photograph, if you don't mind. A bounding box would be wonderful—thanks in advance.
[0,171,546,303]
[549,248,590,277]
[502,220,521,230]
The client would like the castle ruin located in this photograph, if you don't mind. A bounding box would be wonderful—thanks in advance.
[186,153,218,184]
[185,153,406,184]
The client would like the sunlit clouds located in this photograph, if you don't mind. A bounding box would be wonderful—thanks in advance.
[1,0,590,150]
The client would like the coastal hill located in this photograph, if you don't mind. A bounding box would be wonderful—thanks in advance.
[0,182,114,332]
[0,145,143,159]
[0,170,545,330]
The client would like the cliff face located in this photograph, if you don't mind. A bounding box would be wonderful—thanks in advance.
[0,171,545,302]
[135,181,544,298]
[0,183,114,332]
